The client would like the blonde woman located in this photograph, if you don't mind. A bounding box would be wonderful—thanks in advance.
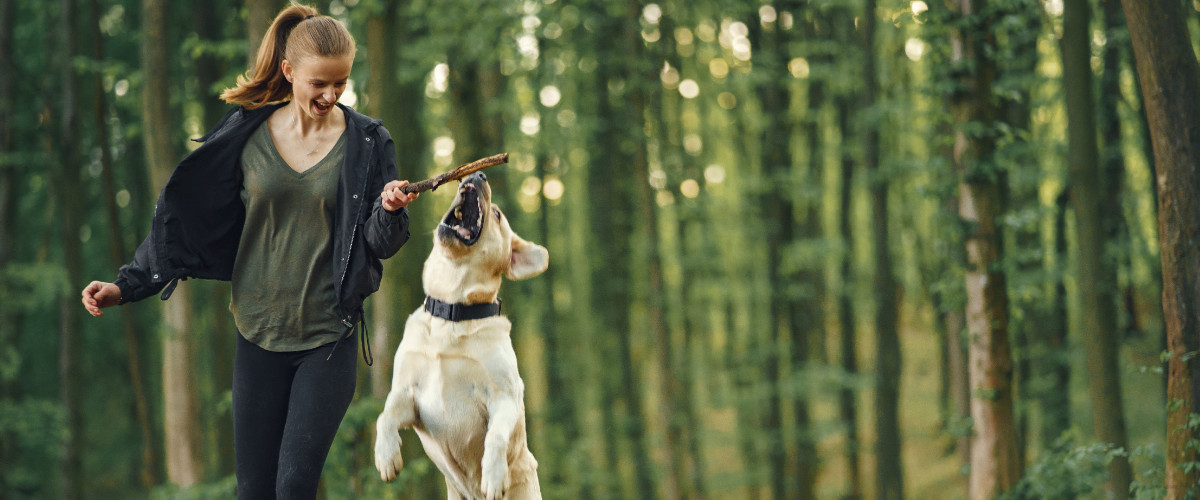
[81,4,419,497]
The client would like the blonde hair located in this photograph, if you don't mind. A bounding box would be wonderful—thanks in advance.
[220,4,356,109]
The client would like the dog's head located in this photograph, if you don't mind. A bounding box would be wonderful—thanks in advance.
[423,172,548,305]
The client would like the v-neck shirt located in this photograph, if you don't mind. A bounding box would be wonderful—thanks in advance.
[230,121,348,351]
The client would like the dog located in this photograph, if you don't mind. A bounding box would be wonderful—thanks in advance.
[375,172,547,500]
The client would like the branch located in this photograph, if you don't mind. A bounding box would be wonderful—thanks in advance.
[399,153,509,194]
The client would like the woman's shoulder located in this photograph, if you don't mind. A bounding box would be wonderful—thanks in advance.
[339,104,385,130]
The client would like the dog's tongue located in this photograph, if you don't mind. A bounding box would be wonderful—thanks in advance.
[457,226,473,239]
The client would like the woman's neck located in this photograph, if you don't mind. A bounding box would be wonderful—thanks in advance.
[283,100,341,137]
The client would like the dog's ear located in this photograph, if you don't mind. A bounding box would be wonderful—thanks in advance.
[507,234,548,280]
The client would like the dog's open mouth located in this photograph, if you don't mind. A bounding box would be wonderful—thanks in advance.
[438,183,484,245]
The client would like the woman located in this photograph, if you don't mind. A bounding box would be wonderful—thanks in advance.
[80,4,419,498]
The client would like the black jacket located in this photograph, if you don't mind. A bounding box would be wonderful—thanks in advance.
[114,102,410,327]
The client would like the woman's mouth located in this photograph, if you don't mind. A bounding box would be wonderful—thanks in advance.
[313,101,332,115]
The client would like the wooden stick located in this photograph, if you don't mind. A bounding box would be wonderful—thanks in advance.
[399,153,509,194]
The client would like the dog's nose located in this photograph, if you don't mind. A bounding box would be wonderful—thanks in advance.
[466,172,487,183]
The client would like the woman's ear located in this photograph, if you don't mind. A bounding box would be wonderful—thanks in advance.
[507,234,548,280]
[281,59,294,83]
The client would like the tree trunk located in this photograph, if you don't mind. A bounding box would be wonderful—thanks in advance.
[860,2,904,498]
[366,0,401,402]
[86,0,160,486]
[627,4,682,500]
[1063,1,1133,496]
[835,94,863,499]
[1120,0,1200,496]
[143,0,204,487]
[53,0,85,496]
[1039,193,1072,445]
[947,0,1022,497]
[581,6,654,496]
[246,0,283,66]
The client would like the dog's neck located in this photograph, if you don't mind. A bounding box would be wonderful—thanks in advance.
[422,254,503,306]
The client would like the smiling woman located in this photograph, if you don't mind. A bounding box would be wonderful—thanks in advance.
[79,4,422,499]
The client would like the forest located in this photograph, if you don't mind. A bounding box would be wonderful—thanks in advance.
[3,0,1200,498]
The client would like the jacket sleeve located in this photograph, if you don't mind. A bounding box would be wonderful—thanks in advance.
[362,126,411,260]
[113,232,170,304]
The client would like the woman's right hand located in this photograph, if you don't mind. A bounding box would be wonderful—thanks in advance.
[82,281,122,317]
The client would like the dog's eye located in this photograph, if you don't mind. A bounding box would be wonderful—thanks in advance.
[493,208,501,219]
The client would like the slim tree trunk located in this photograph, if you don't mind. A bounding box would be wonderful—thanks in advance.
[246,0,282,66]
[580,6,654,496]
[366,0,401,401]
[1039,193,1072,445]
[748,2,811,495]
[947,0,1022,497]
[87,0,159,486]
[861,2,904,498]
[143,0,204,487]
[53,0,85,496]
[626,2,682,498]
[835,94,863,500]
[1063,1,1133,496]
[1120,0,1200,496]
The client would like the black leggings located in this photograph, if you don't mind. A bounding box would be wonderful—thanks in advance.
[233,332,357,500]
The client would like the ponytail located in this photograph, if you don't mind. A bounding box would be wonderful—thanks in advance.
[219,3,355,109]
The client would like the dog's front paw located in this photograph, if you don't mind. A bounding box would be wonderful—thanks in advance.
[481,458,510,500]
[374,429,405,482]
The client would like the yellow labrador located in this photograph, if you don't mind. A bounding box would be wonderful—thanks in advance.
[375,172,546,500]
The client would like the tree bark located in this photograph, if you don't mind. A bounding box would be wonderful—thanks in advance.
[143,0,204,487]
[367,1,404,401]
[861,2,904,498]
[627,2,683,499]
[1063,1,1133,496]
[1120,0,1200,496]
[245,0,282,67]
[835,93,863,499]
[579,5,654,496]
[53,0,86,496]
[88,0,159,486]
[947,0,1022,497]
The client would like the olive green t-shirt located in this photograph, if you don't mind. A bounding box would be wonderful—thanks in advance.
[230,122,347,351]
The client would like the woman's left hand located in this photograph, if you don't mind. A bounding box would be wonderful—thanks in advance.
[381,180,419,212]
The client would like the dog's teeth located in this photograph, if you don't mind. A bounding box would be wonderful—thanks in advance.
[454,206,462,219]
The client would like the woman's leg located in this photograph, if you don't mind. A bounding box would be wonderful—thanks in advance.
[233,333,293,499]
[274,336,358,499]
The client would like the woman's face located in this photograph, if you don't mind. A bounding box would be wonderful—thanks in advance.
[282,54,353,121]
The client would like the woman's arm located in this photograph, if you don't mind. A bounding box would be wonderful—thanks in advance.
[362,128,418,259]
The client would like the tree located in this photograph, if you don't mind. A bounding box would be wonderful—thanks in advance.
[861,1,903,497]
[945,0,1022,497]
[88,0,159,486]
[1120,0,1200,497]
[1062,0,1132,497]
[50,0,86,496]
[143,0,204,487]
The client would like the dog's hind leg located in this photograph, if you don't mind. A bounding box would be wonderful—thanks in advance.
[374,385,417,482]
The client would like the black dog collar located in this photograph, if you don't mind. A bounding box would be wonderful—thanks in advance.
[424,296,502,322]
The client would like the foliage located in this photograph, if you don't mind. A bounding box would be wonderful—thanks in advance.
[0,399,68,499]
[996,435,1123,499]
[322,397,437,500]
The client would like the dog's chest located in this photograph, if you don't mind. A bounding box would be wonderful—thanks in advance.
[402,348,490,440]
